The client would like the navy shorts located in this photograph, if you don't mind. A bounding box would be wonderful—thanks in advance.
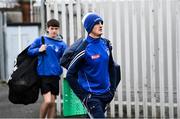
[40,76,60,95]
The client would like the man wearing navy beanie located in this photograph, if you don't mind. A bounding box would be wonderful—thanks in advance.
[66,12,115,118]
[82,12,103,34]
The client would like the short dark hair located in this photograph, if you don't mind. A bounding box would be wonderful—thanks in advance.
[47,19,60,27]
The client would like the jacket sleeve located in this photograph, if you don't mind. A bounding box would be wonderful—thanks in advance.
[27,38,41,56]
[66,50,87,100]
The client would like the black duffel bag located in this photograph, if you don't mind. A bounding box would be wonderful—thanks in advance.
[8,37,44,105]
[8,46,40,105]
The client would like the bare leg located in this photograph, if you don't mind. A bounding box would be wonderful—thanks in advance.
[39,92,51,119]
[47,94,56,118]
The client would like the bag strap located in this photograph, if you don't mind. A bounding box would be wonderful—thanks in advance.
[104,39,113,63]
[105,39,112,51]
[41,36,45,44]
[41,36,46,74]
[40,36,46,54]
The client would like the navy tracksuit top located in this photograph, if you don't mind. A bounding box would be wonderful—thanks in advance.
[66,35,111,94]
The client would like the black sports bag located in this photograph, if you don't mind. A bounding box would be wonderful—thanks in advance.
[8,36,45,105]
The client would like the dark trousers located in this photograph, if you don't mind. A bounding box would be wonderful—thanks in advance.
[79,91,114,118]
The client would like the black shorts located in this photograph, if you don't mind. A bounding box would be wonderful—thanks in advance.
[40,76,60,95]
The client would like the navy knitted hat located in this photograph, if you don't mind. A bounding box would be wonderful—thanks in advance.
[82,12,103,33]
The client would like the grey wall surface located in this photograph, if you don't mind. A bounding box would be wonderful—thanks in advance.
[5,25,39,80]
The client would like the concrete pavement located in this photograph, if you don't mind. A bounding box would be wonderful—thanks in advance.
[0,80,42,118]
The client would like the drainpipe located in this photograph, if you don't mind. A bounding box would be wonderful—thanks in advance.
[41,0,45,35]
[0,11,6,80]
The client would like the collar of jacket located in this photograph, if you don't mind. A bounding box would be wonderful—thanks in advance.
[86,35,101,44]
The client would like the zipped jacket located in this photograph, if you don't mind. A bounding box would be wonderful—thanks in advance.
[66,35,110,94]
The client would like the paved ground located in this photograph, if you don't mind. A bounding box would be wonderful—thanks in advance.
[0,80,42,118]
